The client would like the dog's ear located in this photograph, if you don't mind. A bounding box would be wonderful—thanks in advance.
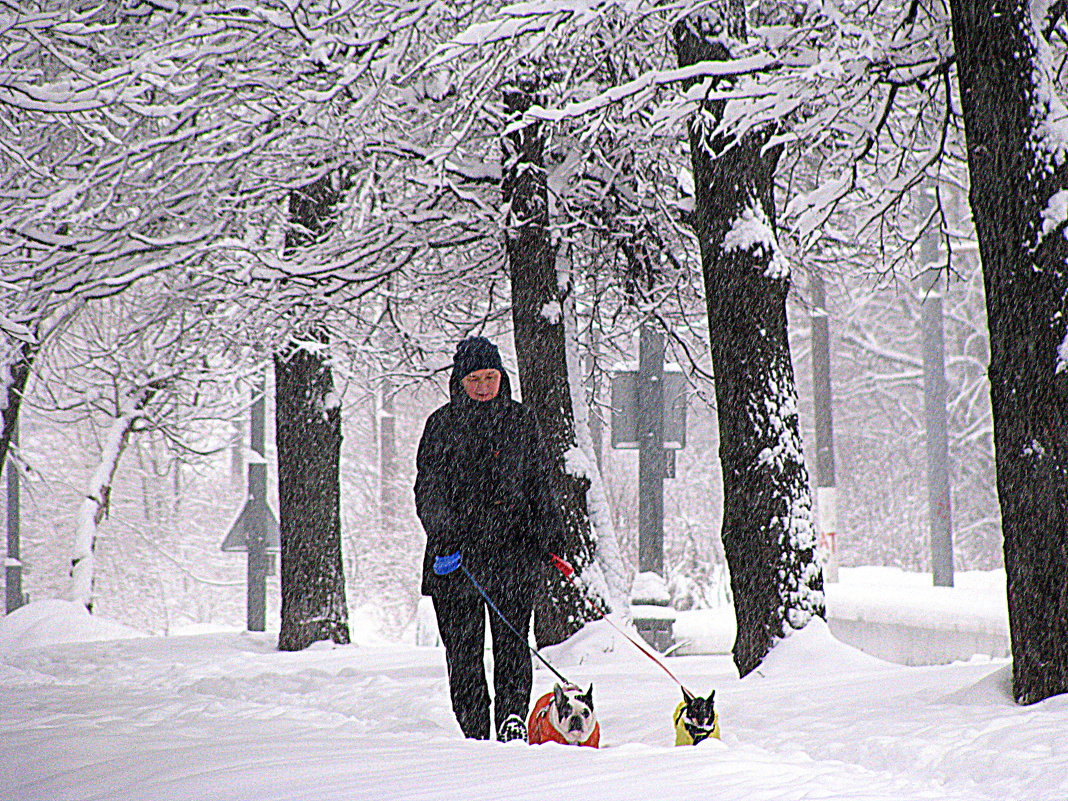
[682,687,695,705]
[578,683,594,711]
[553,683,567,708]
[708,689,715,706]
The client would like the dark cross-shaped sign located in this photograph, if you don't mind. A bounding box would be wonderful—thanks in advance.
[609,326,688,652]
[220,372,280,631]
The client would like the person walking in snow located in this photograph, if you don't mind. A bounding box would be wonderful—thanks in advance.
[415,336,564,743]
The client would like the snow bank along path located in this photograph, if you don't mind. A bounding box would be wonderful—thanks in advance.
[1,601,1065,801]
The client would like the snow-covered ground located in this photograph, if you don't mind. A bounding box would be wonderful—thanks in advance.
[2,583,1065,801]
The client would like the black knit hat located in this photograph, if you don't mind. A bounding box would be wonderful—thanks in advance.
[452,336,505,380]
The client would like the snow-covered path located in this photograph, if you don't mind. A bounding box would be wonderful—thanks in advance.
[1,603,1065,801]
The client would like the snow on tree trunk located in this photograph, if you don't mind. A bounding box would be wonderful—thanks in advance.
[562,267,632,615]
[502,73,601,648]
[65,387,154,611]
[674,14,824,678]
[948,0,1068,704]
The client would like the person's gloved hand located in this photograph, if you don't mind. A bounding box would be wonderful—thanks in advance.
[434,551,462,575]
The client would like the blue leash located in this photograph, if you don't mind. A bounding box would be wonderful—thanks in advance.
[456,563,572,686]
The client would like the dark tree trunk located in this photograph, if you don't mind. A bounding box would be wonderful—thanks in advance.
[0,342,34,469]
[275,174,350,652]
[274,337,350,651]
[675,14,824,678]
[502,75,601,648]
[948,0,1068,704]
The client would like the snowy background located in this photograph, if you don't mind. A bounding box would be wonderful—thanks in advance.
[2,4,1052,799]
[3,275,1003,639]
[3,566,1062,801]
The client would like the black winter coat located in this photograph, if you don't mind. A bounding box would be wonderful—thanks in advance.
[415,370,564,598]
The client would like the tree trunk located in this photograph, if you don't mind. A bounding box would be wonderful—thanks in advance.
[502,74,602,647]
[674,13,824,678]
[0,341,33,470]
[564,285,632,614]
[66,386,154,611]
[274,174,351,652]
[948,0,1068,704]
[274,337,350,651]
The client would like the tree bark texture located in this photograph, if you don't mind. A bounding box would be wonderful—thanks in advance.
[0,342,33,470]
[502,76,601,648]
[275,174,350,652]
[675,14,825,678]
[274,339,350,651]
[948,0,1068,704]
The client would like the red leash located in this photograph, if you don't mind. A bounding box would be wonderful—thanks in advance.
[550,554,693,696]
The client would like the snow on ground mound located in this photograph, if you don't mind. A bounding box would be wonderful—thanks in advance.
[751,616,891,678]
[0,660,59,688]
[3,608,1065,800]
[540,617,628,667]
[0,599,145,651]
[941,662,1015,706]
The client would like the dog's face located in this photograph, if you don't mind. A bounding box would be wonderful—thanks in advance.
[548,683,597,745]
[680,689,717,744]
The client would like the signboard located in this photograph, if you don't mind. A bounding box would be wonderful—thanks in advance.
[220,494,281,553]
[610,370,688,450]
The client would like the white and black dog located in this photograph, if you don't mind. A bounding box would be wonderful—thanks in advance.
[527,682,601,747]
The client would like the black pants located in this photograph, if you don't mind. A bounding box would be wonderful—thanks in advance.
[432,588,534,740]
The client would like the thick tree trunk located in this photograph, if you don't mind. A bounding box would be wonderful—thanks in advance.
[502,75,602,647]
[274,174,350,651]
[675,14,824,678]
[274,337,350,651]
[948,0,1068,703]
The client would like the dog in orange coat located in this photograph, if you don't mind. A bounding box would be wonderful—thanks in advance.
[527,683,600,747]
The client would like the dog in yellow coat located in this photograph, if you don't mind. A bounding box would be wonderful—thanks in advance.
[674,688,720,745]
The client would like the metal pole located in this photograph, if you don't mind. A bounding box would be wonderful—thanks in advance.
[230,421,243,492]
[810,273,839,583]
[587,328,604,471]
[637,325,665,576]
[246,373,268,631]
[918,183,954,587]
[922,269,954,587]
[6,419,24,613]
[379,379,397,533]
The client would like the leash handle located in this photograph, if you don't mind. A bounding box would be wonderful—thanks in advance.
[549,554,691,694]
[549,553,575,577]
[460,564,573,687]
